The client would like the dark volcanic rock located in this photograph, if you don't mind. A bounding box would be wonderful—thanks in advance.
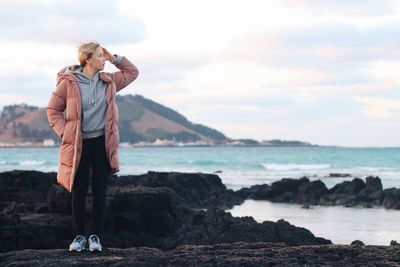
[269,177,310,199]
[0,213,72,251]
[236,178,333,205]
[236,177,312,204]
[351,240,365,246]
[320,193,358,206]
[237,176,394,210]
[0,171,57,216]
[110,186,185,242]
[329,173,352,178]
[0,170,56,215]
[382,188,400,209]
[0,170,329,252]
[365,176,383,192]
[321,178,382,207]
[110,171,243,209]
[235,184,271,199]
[328,178,365,195]
[296,180,328,204]
[274,219,330,245]
[47,184,71,214]
[2,242,400,267]
[163,207,330,247]
[358,176,384,204]
[319,178,366,207]
[0,171,56,203]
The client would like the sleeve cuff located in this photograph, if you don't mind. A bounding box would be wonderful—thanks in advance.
[111,54,123,64]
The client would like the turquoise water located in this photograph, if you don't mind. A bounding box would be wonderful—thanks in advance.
[0,146,399,189]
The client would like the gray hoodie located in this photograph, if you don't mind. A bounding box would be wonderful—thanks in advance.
[67,55,122,139]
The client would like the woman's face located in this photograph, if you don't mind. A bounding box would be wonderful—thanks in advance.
[87,46,105,71]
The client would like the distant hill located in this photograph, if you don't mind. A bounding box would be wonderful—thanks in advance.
[0,94,228,144]
[0,104,55,143]
[117,95,227,143]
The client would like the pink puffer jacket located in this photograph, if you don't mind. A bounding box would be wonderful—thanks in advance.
[47,57,139,192]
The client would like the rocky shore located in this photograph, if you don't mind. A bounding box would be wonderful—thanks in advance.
[236,176,400,209]
[0,170,329,253]
[1,170,400,266]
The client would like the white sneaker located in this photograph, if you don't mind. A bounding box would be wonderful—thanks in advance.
[88,234,102,252]
[69,235,87,252]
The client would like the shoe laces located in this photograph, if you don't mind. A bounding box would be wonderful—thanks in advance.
[74,235,85,243]
[90,235,100,244]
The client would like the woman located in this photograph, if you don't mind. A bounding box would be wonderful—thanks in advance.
[47,41,139,252]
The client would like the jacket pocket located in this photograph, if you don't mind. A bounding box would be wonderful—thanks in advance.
[61,120,76,144]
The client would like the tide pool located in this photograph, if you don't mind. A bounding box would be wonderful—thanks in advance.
[228,199,400,245]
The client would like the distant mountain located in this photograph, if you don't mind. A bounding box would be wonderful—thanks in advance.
[0,95,228,144]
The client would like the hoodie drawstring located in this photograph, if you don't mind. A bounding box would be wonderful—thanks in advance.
[94,80,97,106]
[89,79,97,107]
[89,79,92,106]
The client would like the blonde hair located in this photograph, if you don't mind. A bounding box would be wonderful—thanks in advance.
[77,41,101,66]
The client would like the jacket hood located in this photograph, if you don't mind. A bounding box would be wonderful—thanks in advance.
[56,65,111,85]
[68,65,100,84]
[56,65,78,86]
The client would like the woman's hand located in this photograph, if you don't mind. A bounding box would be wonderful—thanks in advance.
[102,47,116,62]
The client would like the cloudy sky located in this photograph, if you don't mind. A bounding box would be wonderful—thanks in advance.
[1,0,399,147]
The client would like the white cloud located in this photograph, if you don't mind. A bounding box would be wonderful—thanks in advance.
[354,96,400,119]
[362,60,400,88]
[0,0,144,45]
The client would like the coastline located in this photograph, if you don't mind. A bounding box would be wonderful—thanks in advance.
[2,170,400,244]
[1,170,400,265]
[0,170,330,251]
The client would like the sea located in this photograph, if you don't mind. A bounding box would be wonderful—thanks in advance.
[1,145,400,245]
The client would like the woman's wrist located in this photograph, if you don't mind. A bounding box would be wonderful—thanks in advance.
[111,54,123,64]
[109,54,116,62]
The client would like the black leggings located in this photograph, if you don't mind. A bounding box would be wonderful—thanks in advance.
[72,135,110,237]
